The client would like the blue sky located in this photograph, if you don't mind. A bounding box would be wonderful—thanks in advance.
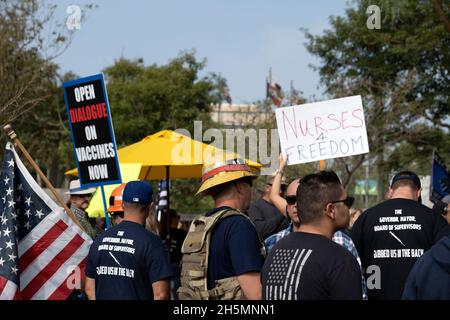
[54,0,350,103]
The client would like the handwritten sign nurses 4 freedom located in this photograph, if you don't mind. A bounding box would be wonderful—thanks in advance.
[275,95,370,165]
[63,74,121,187]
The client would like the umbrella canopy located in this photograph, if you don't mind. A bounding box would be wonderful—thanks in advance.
[65,129,261,180]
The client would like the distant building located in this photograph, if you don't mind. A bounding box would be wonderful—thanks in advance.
[210,103,271,127]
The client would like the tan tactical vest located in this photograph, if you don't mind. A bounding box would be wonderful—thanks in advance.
[177,208,266,300]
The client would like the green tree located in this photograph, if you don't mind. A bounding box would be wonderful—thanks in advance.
[0,0,99,189]
[13,72,78,186]
[0,1,95,126]
[104,51,224,147]
[0,1,96,189]
[304,0,450,200]
[101,52,230,214]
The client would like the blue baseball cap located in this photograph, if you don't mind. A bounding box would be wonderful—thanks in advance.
[123,181,153,205]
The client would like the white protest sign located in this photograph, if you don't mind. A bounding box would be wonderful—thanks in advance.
[275,95,369,165]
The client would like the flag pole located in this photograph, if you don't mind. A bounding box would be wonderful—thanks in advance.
[3,124,85,231]
[100,185,111,229]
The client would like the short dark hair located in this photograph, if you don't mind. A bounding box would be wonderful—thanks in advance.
[390,171,421,191]
[391,179,420,191]
[122,201,150,214]
[111,211,124,219]
[296,171,343,223]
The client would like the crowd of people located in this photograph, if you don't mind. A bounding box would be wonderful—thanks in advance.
[72,155,450,300]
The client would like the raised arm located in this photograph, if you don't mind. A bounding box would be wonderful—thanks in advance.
[269,154,288,217]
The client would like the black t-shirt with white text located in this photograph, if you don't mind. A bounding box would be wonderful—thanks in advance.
[262,232,362,300]
[85,221,173,300]
[351,198,450,300]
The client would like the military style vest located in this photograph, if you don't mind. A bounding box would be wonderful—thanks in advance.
[178,208,266,300]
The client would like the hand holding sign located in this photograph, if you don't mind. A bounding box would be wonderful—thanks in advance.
[279,153,288,170]
[275,95,369,165]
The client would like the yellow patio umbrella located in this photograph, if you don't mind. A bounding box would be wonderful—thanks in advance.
[65,129,261,179]
[65,129,262,216]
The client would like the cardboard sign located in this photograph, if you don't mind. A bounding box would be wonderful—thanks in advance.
[275,95,369,165]
[63,73,121,187]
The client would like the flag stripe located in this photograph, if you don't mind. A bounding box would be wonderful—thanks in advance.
[20,226,82,289]
[294,249,312,299]
[0,277,18,300]
[19,211,66,256]
[0,143,92,300]
[0,276,8,297]
[43,257,88,300]
[287,249,305,300]
[19,219,68,272]
[20,234,85,299]
[13,289,21,300]
[285,249,300,287]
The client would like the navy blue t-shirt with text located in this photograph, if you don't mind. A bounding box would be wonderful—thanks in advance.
[85,221,172,300]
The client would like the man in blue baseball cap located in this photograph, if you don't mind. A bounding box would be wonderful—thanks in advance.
[85,180,172,300]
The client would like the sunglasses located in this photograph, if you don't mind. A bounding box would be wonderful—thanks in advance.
[285,195,297,205]
[330,196,355,208]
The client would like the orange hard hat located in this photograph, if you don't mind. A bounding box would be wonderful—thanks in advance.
[108,183,127,213]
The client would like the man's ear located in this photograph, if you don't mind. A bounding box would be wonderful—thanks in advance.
[387,187,394,199]
[235,181,244,195]
[324,203,335,220]
[416,188,422,201]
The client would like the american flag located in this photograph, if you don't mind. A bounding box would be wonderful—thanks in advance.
[266,81,283,107]
[0,142,92,300]
[265,248,313,300]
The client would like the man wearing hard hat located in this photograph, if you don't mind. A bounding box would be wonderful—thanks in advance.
[178,159,265,300]
[108,183,126,226]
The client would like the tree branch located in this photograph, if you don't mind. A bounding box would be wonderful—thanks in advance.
[431,0,450,33]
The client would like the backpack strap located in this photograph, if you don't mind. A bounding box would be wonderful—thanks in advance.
[179,208,266,300]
